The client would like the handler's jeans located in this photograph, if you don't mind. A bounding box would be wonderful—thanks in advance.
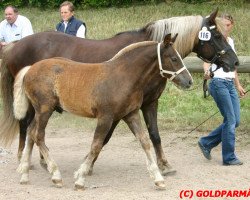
[200,78,240,163]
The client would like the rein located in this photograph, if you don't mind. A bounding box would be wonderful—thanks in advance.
[157,43,187,80]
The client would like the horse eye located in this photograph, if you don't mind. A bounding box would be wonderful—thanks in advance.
[214,33,221,38]
[171,57,177,62]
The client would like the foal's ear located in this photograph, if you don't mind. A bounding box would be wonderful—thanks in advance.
[207,8,218,25]
[163,33,172,46]
[171,33,178,44]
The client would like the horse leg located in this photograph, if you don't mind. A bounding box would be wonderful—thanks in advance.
[87,120,120,175]
[74,117,113,190]
[16,133,34,184]
[18,108,34,162]
[18,108,45,170]
[34,111,63,188]
[141,101,176,176]
[123,110,165,190]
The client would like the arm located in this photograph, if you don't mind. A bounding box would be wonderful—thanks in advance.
[203,62,211,80]
[76,24,86,38]
[21,18,34,38]
[234,71,246,97]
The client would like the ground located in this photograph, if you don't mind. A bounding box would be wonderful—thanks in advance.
[0,127,249,200]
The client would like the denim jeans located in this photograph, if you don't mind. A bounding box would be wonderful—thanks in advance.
[200,78,240,163]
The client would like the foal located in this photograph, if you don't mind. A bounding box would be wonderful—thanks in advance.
[14,34,192,190]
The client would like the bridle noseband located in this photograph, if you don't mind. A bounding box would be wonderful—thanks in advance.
[157,43,187,81]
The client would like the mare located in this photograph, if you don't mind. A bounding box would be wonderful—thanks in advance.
[0,9,239,175]
[13,34,192,189]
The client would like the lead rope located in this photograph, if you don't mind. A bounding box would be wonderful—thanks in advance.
[187,89,249,134]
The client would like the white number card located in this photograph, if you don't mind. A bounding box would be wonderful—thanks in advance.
[198,27,211,41]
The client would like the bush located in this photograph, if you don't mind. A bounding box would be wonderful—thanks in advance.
[0,0,247,9]
[0,0,164,9]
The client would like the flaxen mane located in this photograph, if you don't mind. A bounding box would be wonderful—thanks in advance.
[144,16,225,58]
[109,41,156,61]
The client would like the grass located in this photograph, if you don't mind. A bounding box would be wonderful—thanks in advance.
[0,1,249,133]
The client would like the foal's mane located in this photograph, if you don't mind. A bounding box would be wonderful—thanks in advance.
[109,41,157,61]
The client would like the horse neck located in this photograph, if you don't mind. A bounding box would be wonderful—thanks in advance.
[111,44,160,86]
[111,31,148,46]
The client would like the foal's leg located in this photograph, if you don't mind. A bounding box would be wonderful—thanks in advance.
[18,109,34,162]
[123,110,165,190]
[88,120,120,175]
[35,111,63,188]
[141,101,176,176]
[17,133,34,184]
[74,117,113,190]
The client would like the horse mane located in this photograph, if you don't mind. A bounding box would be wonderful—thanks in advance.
[142,15,224,58]
[108,41,157,61]
[143,16,202,58]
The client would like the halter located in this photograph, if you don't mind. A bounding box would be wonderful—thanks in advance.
[197,43,232,64]
[196,21,233,64]
[157,43,187,81]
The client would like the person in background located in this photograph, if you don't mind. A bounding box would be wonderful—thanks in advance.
[0,5,34,46]
[56,1,86,38]
[198,13,246,166]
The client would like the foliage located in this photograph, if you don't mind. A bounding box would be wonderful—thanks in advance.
[0,0,248,8]
[0,0,164,9]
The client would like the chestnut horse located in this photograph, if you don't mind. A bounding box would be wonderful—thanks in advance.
[14,34,192,189]
[0,9,239,175]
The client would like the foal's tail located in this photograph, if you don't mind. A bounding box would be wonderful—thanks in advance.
[13,66,31,120]
[0,43,20,146]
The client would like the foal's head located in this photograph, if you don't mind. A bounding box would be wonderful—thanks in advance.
[159,34,192,89]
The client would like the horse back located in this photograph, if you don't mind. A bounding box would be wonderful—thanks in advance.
[24,58,109,118]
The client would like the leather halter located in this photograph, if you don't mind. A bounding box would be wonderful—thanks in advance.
[196,19,233,64]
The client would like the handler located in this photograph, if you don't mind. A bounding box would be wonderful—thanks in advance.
[198,13,246,166]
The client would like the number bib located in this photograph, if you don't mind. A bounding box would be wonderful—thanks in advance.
[198,27,211,41]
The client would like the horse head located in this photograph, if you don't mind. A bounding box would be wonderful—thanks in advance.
[159,33,193,89]
[194,9,239,72]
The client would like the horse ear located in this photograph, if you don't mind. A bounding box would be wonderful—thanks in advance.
[171,33,178,44]
[207,8,218,25]
[163,33,172,46]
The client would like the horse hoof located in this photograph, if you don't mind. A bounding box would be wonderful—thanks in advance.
[52,179,63,188]
[40,159,48,170]
[20,180,29,185]
[154,181,166,190]
[161,167,177,176]
[20,174,29,185]
[74,184,85,191]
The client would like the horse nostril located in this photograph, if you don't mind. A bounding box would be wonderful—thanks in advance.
[189,80,193,85]
[235,61,239,66]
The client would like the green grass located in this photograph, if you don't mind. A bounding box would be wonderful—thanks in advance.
[1,1,248,54]
[0,1,249,133]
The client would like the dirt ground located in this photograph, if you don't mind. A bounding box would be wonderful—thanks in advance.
[0,127,249,200]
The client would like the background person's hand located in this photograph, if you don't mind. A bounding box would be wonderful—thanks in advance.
[204,70,212,80]
[237,84,246,97]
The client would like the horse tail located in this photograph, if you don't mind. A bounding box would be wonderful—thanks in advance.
[0,42,20,146]
[13,66,31,120]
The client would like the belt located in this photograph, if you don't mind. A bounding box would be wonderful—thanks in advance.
[214,77,234,81]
